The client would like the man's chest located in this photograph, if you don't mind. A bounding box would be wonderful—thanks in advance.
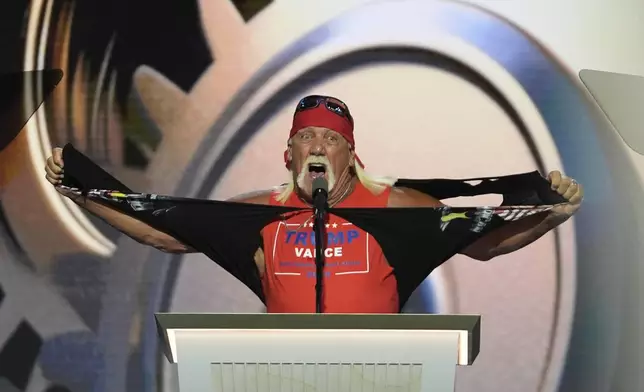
[267,214,372,278]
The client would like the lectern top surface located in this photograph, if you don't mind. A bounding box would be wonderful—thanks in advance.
[155,313,482,365]
[155,313,480,332]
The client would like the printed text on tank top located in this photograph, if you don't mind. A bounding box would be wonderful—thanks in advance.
[260,181,399,313]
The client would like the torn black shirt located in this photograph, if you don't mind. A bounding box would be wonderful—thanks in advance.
[60,143,566,310]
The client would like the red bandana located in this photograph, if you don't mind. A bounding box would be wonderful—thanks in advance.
[284,105,363,168]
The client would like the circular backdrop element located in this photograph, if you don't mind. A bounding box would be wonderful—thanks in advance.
[18,1,630,392]
[139,1,639,392]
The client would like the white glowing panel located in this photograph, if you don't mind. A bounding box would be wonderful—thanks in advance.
[156,314,480,392]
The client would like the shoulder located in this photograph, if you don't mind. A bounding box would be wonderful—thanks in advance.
[226,189,274,205]
[387,186,444,208]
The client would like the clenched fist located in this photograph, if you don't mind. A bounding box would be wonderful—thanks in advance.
[44,147,64,185]
[44,147,78,200]
[547,170,584,217]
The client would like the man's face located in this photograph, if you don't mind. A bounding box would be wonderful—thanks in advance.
[288,126,352,197]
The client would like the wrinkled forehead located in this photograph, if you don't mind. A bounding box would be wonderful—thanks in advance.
[293,126,343,137]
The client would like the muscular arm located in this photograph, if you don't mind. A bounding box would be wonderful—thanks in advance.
[61,188,273,254]
[387,186,568,261]
[461,212,569,261]
[387,186,445,209]
[66,191,194,253]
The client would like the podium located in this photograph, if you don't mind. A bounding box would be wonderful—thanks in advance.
[155,313,480,392]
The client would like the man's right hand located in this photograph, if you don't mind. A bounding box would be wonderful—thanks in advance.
[42,146,195,253]
[44,147,78,199]
[44,147,64,186]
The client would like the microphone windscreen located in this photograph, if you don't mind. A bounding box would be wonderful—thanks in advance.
[312,177,328,194]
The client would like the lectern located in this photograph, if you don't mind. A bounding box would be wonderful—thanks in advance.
[155,313,480,392]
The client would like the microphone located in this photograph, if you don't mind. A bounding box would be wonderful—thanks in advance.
[312,177,328,214]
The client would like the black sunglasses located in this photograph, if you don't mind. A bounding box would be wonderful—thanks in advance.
[295,95,354,125]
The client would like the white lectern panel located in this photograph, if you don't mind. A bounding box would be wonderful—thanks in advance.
[175,329,461,391]
[155,313,481,392]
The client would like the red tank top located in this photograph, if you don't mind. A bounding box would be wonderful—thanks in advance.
[262,181,399,313]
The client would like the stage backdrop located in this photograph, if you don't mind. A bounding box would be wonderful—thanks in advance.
[0,0,642,392]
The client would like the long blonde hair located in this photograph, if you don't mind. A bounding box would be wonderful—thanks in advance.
[274,157,397,204]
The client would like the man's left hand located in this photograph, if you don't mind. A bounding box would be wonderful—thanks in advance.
[547,170,584,217]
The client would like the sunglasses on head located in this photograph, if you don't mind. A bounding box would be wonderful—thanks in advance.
[295,95,354,124]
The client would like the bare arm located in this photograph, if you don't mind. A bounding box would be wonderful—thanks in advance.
[460,171,583,260]
[56,187,273,253]
[387,186,531,261]
[459,212,565,261]
[388,170,583,261]
[45,148,187,252]
[387,186,444,209]
[45,147,272,254]
[60,188,195,253]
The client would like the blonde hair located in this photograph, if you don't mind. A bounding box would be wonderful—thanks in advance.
[274,160,397,204]
[354,162,398,194]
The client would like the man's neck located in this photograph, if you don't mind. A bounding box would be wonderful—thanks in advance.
[328,175,357,207]
[297,173,357,207]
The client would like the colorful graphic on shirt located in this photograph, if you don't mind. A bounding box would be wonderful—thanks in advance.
[438,205,556,232]
[494,206,547,221]
[273,220,370,278]
[440,210,471,231]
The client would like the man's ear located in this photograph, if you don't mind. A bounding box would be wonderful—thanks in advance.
[349,150,356,166]
[287,145,293,161]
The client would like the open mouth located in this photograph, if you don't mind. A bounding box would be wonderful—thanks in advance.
[308,163,327,179]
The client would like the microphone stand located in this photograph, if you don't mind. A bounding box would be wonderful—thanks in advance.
[313,203,326,314]
[312,178,328,314]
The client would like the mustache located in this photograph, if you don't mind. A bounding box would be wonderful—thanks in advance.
[301,155,331,168]
[296,155,336,190]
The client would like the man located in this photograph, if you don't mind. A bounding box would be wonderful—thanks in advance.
[45,95,584,313]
